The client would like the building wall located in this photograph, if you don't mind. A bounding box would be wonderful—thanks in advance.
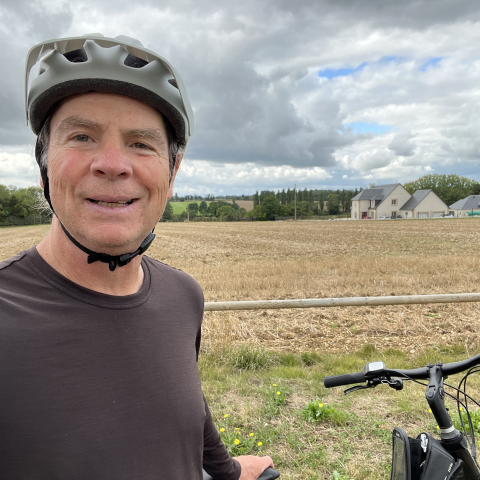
[351,200,371,219]
[452,209,480,217]
[400,192,449,218]
[375,185,412,218]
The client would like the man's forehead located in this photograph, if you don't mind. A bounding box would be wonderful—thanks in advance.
[52,92,166,131]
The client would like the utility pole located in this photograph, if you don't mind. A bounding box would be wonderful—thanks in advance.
[294,184,297,221]
[186,195,189,222]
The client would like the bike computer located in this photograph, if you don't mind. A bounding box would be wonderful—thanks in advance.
[364,361,385,376]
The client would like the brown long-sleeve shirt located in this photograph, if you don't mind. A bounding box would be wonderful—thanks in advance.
[0,246,240,480]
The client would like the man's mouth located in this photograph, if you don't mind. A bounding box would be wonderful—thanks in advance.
[88,199,134,208]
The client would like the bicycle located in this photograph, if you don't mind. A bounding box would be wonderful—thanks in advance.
[323,353,480,479]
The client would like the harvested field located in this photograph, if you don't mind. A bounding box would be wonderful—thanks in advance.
[2,219,480,355]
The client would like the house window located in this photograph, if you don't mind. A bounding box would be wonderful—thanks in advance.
[391,199,397,205]
[391,211,397,217]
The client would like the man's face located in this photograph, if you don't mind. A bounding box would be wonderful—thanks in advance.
[47,92,175,254]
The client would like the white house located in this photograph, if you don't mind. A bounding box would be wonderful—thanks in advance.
[399,190,449,219]
[449,195,480,217]
[351,183,411,220]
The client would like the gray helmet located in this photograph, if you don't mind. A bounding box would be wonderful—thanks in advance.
[25,33,194,145]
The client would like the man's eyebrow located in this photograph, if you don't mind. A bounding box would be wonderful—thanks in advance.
[125,128,167,146]
[55,116,103,135]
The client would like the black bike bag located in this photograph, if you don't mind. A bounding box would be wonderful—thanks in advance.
[390,428,462,480]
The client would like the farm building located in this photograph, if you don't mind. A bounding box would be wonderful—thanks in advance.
[351,184,449,219]
[449,195,480,217]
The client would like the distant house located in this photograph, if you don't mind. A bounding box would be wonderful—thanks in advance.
[449,195,480,217]
[351,183,411,220]
[399,190,449,219]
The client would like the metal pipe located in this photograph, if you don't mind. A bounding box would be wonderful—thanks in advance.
[204,293,480,312]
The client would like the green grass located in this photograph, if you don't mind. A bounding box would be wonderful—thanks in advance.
[168,201,212,215]
[199,344,480,479]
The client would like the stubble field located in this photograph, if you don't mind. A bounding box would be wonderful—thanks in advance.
[1,219,480,355]
[2,220,480,478]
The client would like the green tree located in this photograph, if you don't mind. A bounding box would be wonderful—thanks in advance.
[217,205,234,218]
[188,202,199,217]
[199,200,208,216]
[318,192,324,213]
[404,174,480,206]
[253,191,260,207]
[162,202,174,220]
[327,193,340,215]
[261,195,280,220]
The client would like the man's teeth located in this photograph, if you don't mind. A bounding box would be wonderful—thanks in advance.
[92,200,132,208]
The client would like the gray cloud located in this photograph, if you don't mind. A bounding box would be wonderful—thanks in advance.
[388,131,417,157]
[2,0,480,191]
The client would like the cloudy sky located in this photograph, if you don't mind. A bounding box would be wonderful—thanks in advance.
[2,0,480,195]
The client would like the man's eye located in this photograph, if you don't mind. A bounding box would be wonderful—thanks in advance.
[134,142,150,149]
[74,134,89,143]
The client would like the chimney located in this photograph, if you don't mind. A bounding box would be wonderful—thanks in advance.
[369,183,375,189]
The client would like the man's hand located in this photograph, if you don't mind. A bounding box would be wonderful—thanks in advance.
[234,455,274,480]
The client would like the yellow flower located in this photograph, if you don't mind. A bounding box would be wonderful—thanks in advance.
[437,426,440,429]
[224,414,229,418]
[235,428,240,431]
[460,407,463,411]
[272,384,277,387]
[257,442,263,446]
[234,439,240,445]
[249,433,254,437]
[429,409,432,413]
[319,403,324,407]
[276,391,281,395]
[236,431,240,435]
[220,428,225,432]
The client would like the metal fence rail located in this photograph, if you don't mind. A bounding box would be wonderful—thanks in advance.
[204,293,480,312]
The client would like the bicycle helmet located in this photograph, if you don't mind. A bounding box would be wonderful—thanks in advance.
[24,33,194,271]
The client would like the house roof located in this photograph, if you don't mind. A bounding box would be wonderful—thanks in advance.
[449,195,480,210]
[351,184,399,204]
[399,189,431,211]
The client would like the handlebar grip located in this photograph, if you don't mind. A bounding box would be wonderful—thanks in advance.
[323,371,366,388]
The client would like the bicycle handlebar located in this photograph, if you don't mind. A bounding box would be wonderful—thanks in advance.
[323,353,480,388]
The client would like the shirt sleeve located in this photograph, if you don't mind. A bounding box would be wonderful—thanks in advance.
[202,395,241,480]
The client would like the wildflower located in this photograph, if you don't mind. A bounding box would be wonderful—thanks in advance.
[460,407,463,411]
[236,431,240,435]
[220,428,225,432]
[257,442,263,446]
[319,403,324,407]
[276,391,281,395]
[249,433,254,437]
[272,384,277,387]
[437,426,440,429]
[224,414,229,418]
[235,428,240,431]
[429,409,432,413]
[234,439,240,445]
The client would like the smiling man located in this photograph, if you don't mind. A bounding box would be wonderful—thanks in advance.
[0,34,273,480]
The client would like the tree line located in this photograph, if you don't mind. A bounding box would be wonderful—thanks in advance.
[404,174,480,206]
[0,185,47,222]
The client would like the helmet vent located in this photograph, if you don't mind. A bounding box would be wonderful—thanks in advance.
[124,54,148,69]
[64,48,88,63]
[168,78,178,89]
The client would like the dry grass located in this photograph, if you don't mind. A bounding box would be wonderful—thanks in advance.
[3,219,480,355]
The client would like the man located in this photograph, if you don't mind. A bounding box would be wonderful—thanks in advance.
[0,34,274,479]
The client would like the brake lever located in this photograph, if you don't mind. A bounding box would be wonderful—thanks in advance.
[344,383,376,395]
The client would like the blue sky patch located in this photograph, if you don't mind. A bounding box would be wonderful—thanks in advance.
[420,57,442,72]
[344,122,392,135]
[318,62,367,79]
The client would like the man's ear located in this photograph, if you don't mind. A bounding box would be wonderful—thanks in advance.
[167,154,182,199]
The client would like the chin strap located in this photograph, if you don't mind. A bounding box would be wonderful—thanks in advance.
[60,223,155,272]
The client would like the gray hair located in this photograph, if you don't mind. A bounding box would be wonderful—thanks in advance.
[37,114,184,182]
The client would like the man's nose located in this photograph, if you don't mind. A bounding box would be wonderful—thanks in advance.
[90,138,133,180]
